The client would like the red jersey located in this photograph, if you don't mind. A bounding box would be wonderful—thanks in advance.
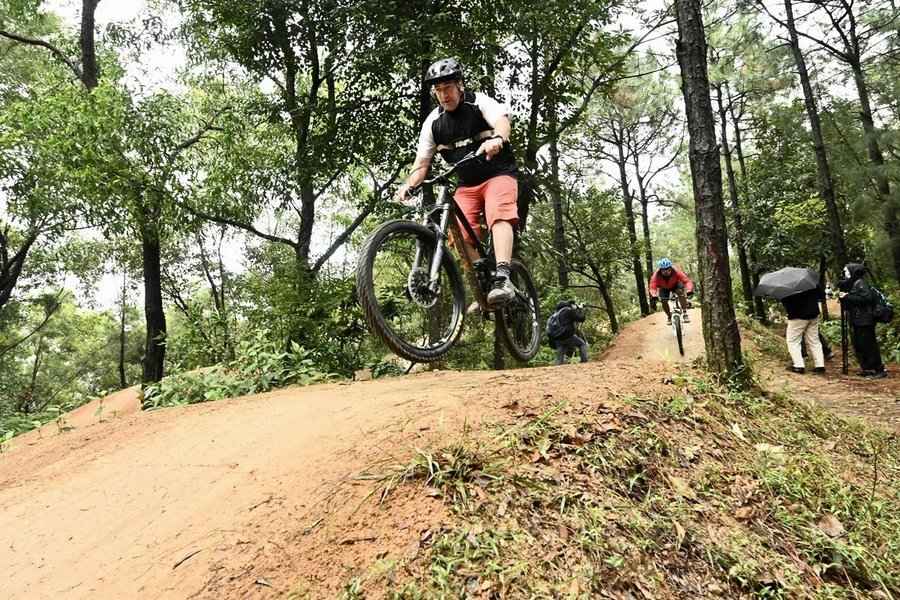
[649,268,694,297]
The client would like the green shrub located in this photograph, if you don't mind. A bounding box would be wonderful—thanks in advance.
[876,289,899,363]
[143,333,334,409]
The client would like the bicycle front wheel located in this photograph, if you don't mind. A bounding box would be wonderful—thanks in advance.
[356,220,466,363]
[497,259,542,362]
[674,315,684,356]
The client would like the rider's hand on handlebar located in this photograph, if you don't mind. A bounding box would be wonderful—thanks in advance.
[395,183,415,204]
[476,137,504,161]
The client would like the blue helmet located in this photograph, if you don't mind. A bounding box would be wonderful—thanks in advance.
[658,258,673,269]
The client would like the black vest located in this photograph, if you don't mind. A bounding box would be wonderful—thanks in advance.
[431,91,517,186]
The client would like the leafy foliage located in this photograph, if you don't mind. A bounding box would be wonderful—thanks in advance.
[143,333,332,409]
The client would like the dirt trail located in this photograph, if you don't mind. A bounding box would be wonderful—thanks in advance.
[1,373,504,598]
[0,310,699,600]
[2,307,895,598]
[5,386,141,453]
[602,305,705,363]
[754,332,900,432]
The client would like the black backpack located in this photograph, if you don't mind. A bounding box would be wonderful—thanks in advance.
[546,309,574,348]
[872,287,895,324]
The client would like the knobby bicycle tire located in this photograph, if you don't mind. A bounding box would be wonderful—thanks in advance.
[674,315,685,356]
[356,220,466,363]
[496,260,542,362]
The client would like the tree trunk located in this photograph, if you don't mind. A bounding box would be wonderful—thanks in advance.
[0,231,39,313]
[614,128,650,316]
[590,262,619,333]
[675,0,744,378]
[782,0,849,271]
[141,226,166,385]
[727,91,767,322]
[548,108,568,288]
[119,270,127,389]
[818,254,830,321]
[80,0,99,89]
[848,57,900,282]
[18,335,44,412]
[297,182,316,270]
[715,85,754,312]
[631,154,655,293]
[519,39,544,230]
[418,58,436,207]
[215,234,235,361]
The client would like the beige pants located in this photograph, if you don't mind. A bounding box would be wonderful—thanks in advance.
[786,319,824,369]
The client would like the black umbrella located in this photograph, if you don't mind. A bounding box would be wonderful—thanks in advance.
[753,267,819,300]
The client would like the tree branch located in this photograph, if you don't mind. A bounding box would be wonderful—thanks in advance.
[312,162,403,273]
[0,29,83,81]
[179,201,299,250]
[0,289,64,358]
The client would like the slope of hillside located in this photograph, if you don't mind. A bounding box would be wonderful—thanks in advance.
[2,308,898,599]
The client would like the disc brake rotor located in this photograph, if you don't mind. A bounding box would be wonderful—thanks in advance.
[408,268,438,308]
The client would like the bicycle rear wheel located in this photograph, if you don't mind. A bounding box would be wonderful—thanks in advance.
[496,260,541,362]
[356,220,466,363]
[673,314,684,356]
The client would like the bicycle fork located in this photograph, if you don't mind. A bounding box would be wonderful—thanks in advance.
[426,202,452,293]
[409,194,453,295]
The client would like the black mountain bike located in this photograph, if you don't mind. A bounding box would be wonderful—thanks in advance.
[356,153,541,364]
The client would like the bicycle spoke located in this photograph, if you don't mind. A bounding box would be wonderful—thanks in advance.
[368,229,460,353]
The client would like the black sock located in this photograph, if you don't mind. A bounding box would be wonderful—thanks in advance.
[495,261,511,279]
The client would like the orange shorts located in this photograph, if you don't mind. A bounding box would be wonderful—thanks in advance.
[454,175,518,243]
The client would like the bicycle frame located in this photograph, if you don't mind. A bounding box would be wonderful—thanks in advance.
[410,154,495,307]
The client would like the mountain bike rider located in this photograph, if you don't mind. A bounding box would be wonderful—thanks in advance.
[396,58,519,307]
[649,258,694,325]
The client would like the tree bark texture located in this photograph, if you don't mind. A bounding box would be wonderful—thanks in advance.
[215,236,235,361]
[632,153,655,291]
[0,230,38,313]
[848,59,900,281]
[590,262,619,333]
[818,254,830,321]
[418,58,437,208]
[715,86,754,311]
[782,0,849,271]
[675,0,744,378]
[80,0,99,89]
[518,38,544,231]
[614,127,650,316]
[548,108,569,288]
[119,270,127,389]
[839,3,900,281]
[727,94,768,322]
[141,227,166,384]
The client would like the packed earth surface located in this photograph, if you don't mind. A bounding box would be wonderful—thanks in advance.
[1,309,897,599]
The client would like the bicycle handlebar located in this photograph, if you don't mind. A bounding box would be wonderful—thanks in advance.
[408,151,483,197]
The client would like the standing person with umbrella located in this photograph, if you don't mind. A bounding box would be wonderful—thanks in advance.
[754,267,826,375]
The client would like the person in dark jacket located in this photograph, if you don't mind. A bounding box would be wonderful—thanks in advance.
[781,287,825,374]
[549,301,588,365]
[838,263,887,378]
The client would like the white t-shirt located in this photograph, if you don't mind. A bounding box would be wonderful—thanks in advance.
[415,92,510,161]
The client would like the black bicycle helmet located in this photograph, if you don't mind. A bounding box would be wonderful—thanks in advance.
[424,58,464,86]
